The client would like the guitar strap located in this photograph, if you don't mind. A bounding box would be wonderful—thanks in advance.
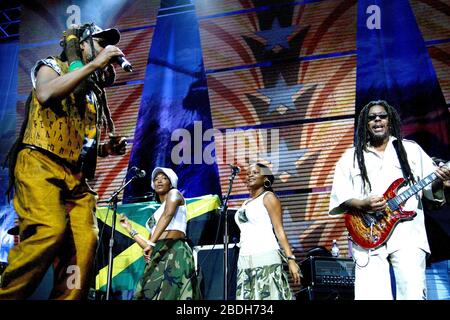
[392,139,411,185]
[393,140,422,207]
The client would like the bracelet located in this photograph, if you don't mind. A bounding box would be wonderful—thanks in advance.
[129,229,138,238]
[68,60,83,72]
[287,255,296,261]
[146,240,156,247]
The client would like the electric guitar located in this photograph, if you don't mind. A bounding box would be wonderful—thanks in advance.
[345,161,450,250]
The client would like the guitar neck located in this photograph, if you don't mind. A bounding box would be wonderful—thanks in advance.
[394,172,437,204]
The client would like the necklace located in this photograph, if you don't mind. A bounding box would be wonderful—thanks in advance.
[243,189,266,207]
[250,189,266,200]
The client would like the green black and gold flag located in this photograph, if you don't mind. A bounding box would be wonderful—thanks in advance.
[95,194,221,294]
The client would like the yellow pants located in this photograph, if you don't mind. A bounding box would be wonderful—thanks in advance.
[0,148,99,300]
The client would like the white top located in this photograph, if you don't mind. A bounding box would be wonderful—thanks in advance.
[31,57,62,89]
[235,191,280,256]
[329,136,442,254]
[145,201,187,235]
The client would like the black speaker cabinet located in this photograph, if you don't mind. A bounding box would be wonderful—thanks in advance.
[297,286,354,301]
[298,256,355,300]
[193,243,239,300]
[300,256,355,287]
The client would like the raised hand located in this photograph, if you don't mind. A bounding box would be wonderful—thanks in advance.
[119,214,132,232]
[91,45,124,70]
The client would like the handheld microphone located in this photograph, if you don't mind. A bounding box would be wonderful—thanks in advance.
[131,166,146,178]
[113,55,133,72]
[229,164,241,174]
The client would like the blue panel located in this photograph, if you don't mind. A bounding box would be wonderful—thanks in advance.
[124,0,222,201]
[0,41,19,263]
[356,0,450,159]
[356,0,450,262]
[0,41,19,170]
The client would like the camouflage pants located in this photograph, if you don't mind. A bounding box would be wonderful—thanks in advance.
[236,250,293,300]
[133,238,201,300]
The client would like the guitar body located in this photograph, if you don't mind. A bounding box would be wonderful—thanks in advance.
[344,178,416,250]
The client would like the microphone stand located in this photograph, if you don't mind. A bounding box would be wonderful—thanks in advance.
[219,168,239,300]
[105,174,139,300]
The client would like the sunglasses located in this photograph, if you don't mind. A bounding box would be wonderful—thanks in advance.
[368,113,388,121]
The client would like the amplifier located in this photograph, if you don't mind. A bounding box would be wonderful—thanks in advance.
[297,286,354,301]
[300,256,355,287]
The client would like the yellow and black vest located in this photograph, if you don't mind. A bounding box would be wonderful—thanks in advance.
[22,56,102,178]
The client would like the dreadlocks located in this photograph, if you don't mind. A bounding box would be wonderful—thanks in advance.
[59,23,115,133]
[354,100,415,192]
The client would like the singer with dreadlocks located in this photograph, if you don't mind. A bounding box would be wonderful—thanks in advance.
[328,100,450,300]
[0,23,127,299]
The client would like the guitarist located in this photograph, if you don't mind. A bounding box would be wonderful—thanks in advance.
[328,100,450,300]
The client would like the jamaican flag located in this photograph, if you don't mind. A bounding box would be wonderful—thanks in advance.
[95,194,221,294]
